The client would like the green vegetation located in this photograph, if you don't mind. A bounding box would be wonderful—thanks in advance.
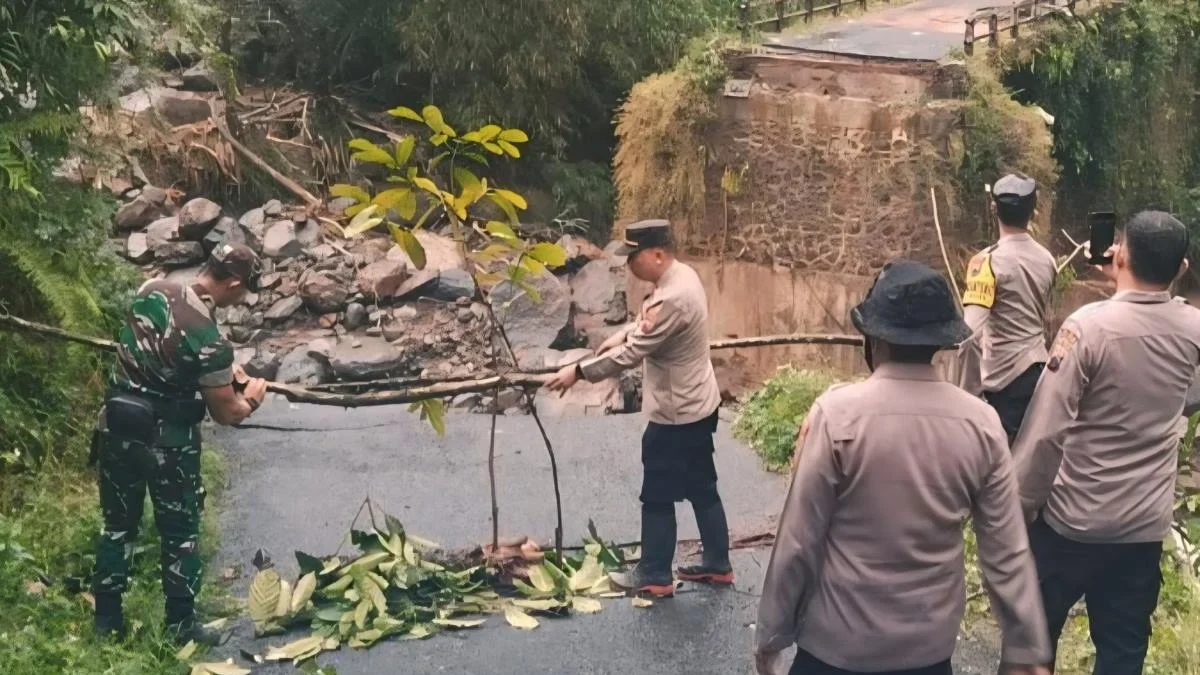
[732,366,840,471]
[1001,0,1200,233]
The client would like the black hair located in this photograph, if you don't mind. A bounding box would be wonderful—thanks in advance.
[1123,210,1190,286]
[995,202,1033,228]
[887,343,940,364]
[200,260,235,281]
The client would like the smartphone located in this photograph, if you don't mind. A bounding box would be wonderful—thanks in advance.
[1087,211,1116,265]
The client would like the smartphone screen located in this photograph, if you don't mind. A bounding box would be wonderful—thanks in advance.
[1087,212,1116,265]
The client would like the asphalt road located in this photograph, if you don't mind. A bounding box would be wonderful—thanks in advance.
[765,0,1006,61]
[209,399,1001,674]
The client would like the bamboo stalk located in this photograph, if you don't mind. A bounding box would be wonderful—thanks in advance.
[931,187,962,304]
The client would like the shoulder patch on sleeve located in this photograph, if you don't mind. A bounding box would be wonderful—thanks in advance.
[962,251,996,309]
[1046,324,1081,372]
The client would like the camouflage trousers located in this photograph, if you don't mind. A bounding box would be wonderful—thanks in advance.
[93,434,205,600]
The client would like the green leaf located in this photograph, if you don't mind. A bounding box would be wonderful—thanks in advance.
[432,618,486,628]
[479,125,503,142]
[406,624,436,640]
[344,205,383,237]
[488,194,519,225]
[291,572,317,613]
[330,183,370,204]
[411,176,440,195]
[512,598,568,612]
[249,569,282,626]
[353,599,370,630]
[394,135,416,167]
[175,640,198,661]
[295,551,324,576]
[265,636,325,662]
[485,221,518,242]
[527,564,556,593]
[348,139,396,168]
[345,203,368,218]
[453,167,483,197]
[274,578,293,618]
[387,106,424,122]
[462,151,490,166]
[363,578,388,615]
[431,134,448,146]
[389,224,427,271]
[572,596,603,614]
[499,128,529,143]
[492,189,528,210]
[421,105,445,131]
[421,399,446,435]
[520,256,547,276]
[568,556,606,592]
[482,142,504,155]
[497,140,521,158]
[528,242,567,268]
[190,662,251,675]
[504,605,540,630]
[632,596,654,608]
[371,188,417,220]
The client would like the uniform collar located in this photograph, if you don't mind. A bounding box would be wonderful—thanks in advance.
[1112,289,1171,304]
[870,362,940,382]
[999,231,1032,243]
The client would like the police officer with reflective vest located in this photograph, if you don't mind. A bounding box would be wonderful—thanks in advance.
[961,173,1057,441]
[92,243,268,644]
[544,219,732,597]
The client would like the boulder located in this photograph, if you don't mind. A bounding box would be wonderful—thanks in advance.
[488,272,570,350]
[277,344,331,385]
[239,208,266,230]
[264,199,283,216]
[605,291,629,325]
[151,89,212,126]
[219,305,253,325]
[146,216,181,249]
[156,241,205,268]
[296,219,321,247]
[344,302,368,330]
[558,234,606,262]
[241,346,282,380]
[264,296,303,321]
[300,271,348,314]
[263,221,303,258]
[126,232,153,264]
[327,338,412,380]
[431,269,476,302]
[180,62,219,92]
[381,320,405,342]
[603,240,629,267]
[357,259,409,300]
[202,216,260,255]
[387,229,465,272]
[570,259,617,314]
[115,187,172,231]
[177,197,222,240]
[309,243,337,260]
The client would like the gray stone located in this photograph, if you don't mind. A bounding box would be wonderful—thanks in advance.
[393,306,418,321]
[258,272,282,290]
[202,216,258,255]
[263,221,303,258]
[300,271,348,314]
[328,337,411,380]
[381,320,405,342]
[126,232,152,264]
[603,240,629,267]
[357,259,409,300]
[328,197,357,215]
[263,199,283,216]
[457,308,474,323]
[366,326,383,337]
[570,258,617,314]
[309,243,336,260]
[297,219,321,247]
[228,326,254,343]
[277,344,330,385]
[432,269,476,302]
[265,296,303,321]
[223,305,254,325]
[605,291,629,325]
[115,190,171,231]
[177,197,222,240]
[156,241,205,268]
[471,302,488,321]
[180,62,219,91]
[557,234,606,263]
[243,347,282,380]
[494,388,525,412]
[344,302,367,330]
[146,216,180,249]
[239,208,265,229]
[488,272,570,350]
[152,90,212,126]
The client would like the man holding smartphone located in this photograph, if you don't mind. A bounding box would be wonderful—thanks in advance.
[960,173,1057,442]
[1013,211,1200,673]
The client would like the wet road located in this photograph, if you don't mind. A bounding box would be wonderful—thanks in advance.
[209,399,1000,674]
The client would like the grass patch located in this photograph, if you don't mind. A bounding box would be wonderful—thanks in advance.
[732,366,840,471]
[0,442,232,675]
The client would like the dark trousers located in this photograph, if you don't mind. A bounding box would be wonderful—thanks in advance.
[1029,518,1163,675]
[985,362,1044,442]
[638,411,729,579]
[789,648,951,675]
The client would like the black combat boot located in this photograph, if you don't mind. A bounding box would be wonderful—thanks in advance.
[609,503,677,598]
[677,495,734,585]
[93,592,126,639]
[165,597,223,646]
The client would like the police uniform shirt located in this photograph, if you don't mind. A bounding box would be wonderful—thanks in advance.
[578,260,721,425]
[756,363,1051,671]
[962,233,1057,392]
[1013,290,1200,543]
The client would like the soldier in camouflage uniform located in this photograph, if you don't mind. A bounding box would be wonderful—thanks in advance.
[93,243,268,644]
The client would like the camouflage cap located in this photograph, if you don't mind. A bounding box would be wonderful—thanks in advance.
[209,243,262,291]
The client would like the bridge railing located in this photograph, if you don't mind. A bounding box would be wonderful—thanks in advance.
[737,0,883,34]
[964,0,1100,55]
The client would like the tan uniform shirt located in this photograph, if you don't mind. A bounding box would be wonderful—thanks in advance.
[756,363,1050,670]
[962,233,1056,392]
[579,260,720,425]
[1013,290,1200,543]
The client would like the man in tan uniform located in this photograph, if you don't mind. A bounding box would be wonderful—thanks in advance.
[544,219,729,597]
[754,259,1051,675]
[1013,211,1200,674]
[961,174,1057,441]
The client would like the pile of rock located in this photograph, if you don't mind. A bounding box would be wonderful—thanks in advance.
[110,190,639,417]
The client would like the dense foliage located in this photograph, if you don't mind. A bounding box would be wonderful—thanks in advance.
[732,366,840,471]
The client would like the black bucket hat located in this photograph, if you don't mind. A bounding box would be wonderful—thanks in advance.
[850,259,971,348]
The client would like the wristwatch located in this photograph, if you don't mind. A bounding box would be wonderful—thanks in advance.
[574,363,584,379]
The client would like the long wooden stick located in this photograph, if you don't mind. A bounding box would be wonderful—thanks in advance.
[931,187,962,304]
[214,117,323,209]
